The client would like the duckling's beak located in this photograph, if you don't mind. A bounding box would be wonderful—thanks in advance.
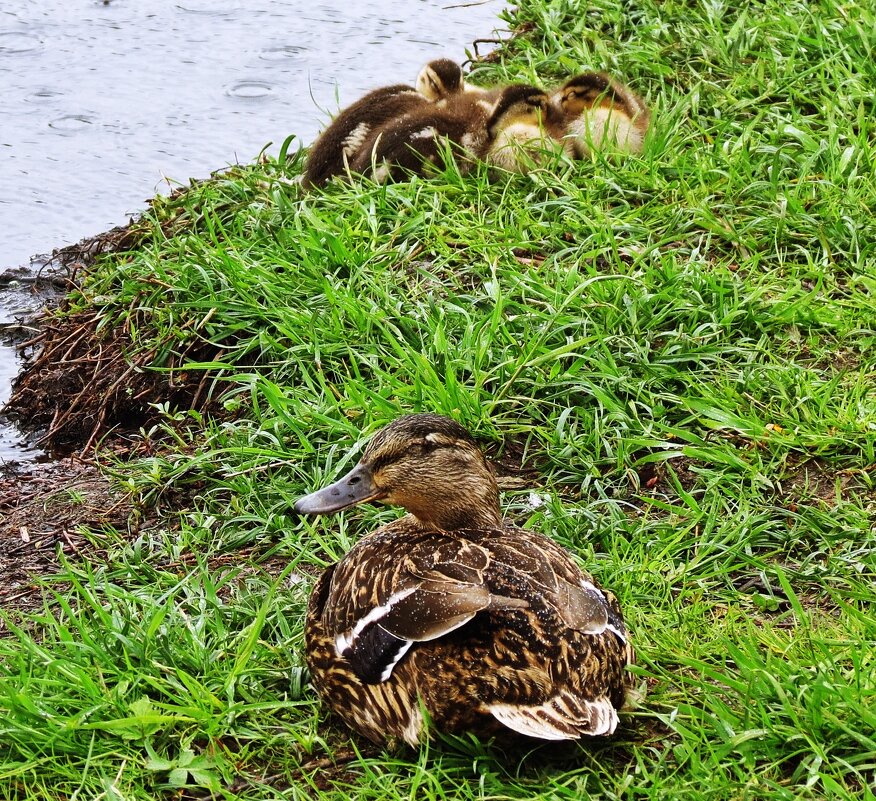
[294,462,383,515]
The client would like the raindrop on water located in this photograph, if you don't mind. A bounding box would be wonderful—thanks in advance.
[48,114,95,133]
[0,31,43,55]
[225,80,274,100]
[259,45,307,62]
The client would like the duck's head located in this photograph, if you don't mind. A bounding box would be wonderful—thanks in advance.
[486,84,565,140]
[552,72,624,117]
[294,414,502,531]
[416,59,465,101]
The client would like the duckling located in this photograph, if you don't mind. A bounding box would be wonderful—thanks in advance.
[295,413,633,747]
[552,72,650,156]
[416,58,496,103]
[350,84,553,182]
[302,84,428,188]
[415,58,467,101]
[303,60,472,188]
[485,86,572,172]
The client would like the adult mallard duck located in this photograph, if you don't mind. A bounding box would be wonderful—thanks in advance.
[551,71,650,156]
[349,84,555,182]
[295,414,633,747]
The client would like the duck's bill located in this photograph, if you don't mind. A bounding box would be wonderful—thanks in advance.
[294,462,384,515]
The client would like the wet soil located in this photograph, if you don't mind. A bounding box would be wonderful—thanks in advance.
[0,221,201,627]
[0,458,134,633]
[3,219,224,454]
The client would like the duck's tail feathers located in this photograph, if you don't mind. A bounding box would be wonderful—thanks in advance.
[488,692,619,740]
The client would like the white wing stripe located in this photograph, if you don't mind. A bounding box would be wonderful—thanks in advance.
[335,586,419,657]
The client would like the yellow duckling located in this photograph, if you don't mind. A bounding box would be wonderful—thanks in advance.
[349,84,554,182]
[485,86,572,172]
[295,414,633,747]
[552,71,650,156]
[303,60,467,188]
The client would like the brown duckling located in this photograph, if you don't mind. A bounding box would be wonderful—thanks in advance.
[415,58,467,101]
[303,60,468,188]
[349,84,554,182]
[552,72,650,156]
[416,57,497,103]
[295,414,633,747]
[302,84,428,188]
[485,86,572,172]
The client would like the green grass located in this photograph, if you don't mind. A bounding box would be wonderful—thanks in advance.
[2,0,875,798]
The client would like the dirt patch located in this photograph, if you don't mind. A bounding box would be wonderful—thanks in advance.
[776,456,871,508]
[0,458,137,633]
[633,454,700,496]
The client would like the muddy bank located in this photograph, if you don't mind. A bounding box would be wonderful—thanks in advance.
[0,264,69,462]
[0,220,210,627]
[2,218,224,454]
[0,459,134,632]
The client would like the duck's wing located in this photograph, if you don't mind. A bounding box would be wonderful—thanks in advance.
[328,530,622,686]
[331,536,529,684]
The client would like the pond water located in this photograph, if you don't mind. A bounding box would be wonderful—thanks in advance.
[0,0,507,462]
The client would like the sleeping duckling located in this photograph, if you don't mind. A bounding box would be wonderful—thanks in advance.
[303,60,468,188]
[415,58,467,101]
[552,72,650,156]
[295,413,633,747]
[302,84,427,188]
[350,84,553,182]
[485,87,572,172]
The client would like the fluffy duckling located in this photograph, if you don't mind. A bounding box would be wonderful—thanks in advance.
[303,60,468,188]
[295,414,633,747]
[415,58,467,101]
[416,57,496,103]
[350,84,553,182]
[303,84,427,188]
[485,87,572,172]
[552,72,650,156]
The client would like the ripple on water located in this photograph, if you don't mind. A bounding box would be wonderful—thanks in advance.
[259,44,307,62]
[175,3,241,17]
[0,31,43,55]
[25,88,64,104]
[48,114,96,134]
[225,80,274,100]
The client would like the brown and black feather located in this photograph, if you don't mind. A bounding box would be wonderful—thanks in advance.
[349,85,551,183]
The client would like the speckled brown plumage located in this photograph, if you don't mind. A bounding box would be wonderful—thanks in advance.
[303,60,469,189]
[296,414,633,747]
[302,84,429,188]
[349,85,554,183]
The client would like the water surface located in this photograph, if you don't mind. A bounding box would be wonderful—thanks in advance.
[0,0,506,269]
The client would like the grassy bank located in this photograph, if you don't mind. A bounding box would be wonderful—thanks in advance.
[2,0,875,798]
